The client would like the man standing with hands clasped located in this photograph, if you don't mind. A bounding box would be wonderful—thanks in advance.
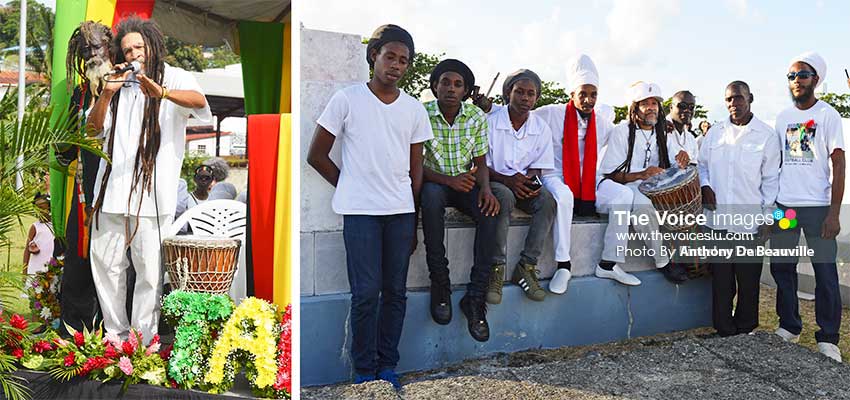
[770,52,845,363]
[307,25,432,388]
[699,81,780,338]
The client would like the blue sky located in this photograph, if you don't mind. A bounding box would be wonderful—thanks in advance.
[300,0,850,122]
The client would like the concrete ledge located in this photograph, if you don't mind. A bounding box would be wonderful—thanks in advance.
[301,212,656,296]
[300,271,712,386]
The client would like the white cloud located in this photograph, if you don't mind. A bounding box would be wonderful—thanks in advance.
[603,0,681,61]
[725,0,749,17]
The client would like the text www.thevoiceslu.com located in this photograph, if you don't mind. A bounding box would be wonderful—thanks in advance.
[615,230,756,242]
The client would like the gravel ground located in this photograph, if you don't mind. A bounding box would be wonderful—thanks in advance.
[304,287,850,400]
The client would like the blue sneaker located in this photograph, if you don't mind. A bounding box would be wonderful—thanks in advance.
[353,374,375,384]
[377,369,401,390]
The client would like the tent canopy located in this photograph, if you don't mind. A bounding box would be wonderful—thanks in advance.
[150,0,290,48]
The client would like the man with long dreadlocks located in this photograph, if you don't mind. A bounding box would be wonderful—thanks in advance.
[53,20,113,336]
[597,82,690,284]
[86,16,211,343]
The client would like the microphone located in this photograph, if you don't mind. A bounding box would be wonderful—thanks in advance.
[109,60,141,76]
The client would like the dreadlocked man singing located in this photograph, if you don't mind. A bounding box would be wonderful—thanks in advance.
[86,16,211,343]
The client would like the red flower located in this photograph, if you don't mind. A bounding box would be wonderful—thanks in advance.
[64,351,76,366]
[805,119,816,130]
[79,356,113,376]
[150,334,160,346]
[122,341,135,355]
[9,314,27,330]
[169,379,178,389]
[32,340,53,353]
[74,331,85,346]
[11,348,23,359]
[159,344,173,361]
[104,343,119,359]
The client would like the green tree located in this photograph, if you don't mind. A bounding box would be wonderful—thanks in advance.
[0,1,55,77]
[492,80,570,108]
[163,36,205,72]
[820,93,850,118]
[206,45,240,69]
[397,51,442,99]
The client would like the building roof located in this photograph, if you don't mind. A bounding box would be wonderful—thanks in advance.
[0,71,46,85]
[186,131,233,142]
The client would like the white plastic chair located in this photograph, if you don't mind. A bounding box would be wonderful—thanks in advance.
[165,199,248,303]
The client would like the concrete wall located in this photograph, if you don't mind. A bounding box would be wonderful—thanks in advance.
[299,26,713,386]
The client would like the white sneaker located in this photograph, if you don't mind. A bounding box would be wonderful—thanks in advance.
[595,265,641,286]
[549,269,572,294]
[818,342,842,363]
[775,327,800,343]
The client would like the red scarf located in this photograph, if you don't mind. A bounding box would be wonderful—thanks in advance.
[562,102,597,202]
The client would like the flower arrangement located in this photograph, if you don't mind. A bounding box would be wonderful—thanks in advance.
[160,291,233,389]
[273,304,292,399]
[0,312,32,400]
[26,257,63,327]
[203,297,280,397]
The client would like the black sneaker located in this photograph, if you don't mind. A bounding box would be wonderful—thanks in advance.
[460,296,490,342]
[430,281,452,325]
[660,263,688,284]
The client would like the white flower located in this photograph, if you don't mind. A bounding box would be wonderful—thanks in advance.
[50,276,60,290]
[40,307,52,320]
[34,286,43,295]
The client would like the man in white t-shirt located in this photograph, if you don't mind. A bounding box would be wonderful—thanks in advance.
[598,82,691,284]
[483,69,556,304]
[87,17,211,344]
[699,81,780,338]
[770,51,845,363]
[307,25,433,389]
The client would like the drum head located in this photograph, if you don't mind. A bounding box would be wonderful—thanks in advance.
[162,235,239,248]
[639,166,697,195]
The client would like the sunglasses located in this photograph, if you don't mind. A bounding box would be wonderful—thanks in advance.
[787,71,816,81]
[676,103,695,110]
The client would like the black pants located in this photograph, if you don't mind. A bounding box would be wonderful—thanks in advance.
[58,178,101,335]
[710,229,762,337]
[420,182,506,299]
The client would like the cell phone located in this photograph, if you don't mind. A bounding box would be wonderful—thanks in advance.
[527,175,542,191]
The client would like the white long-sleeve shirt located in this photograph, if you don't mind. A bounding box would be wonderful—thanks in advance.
[698,116,780,233]
[94,64,212,217]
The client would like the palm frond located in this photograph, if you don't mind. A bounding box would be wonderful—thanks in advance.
[0,355,31,400]
[49,365,84,382]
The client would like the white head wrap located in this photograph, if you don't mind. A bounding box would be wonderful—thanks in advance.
[566,54,599,93]
[789,51,826,89]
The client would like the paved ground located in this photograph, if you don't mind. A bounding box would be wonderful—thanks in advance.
[303,330,850,399]
[304,285,850,400]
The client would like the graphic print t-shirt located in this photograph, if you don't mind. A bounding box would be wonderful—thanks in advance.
[775,100,844,206]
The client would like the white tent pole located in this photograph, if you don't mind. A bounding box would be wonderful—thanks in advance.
[15,0,27,191]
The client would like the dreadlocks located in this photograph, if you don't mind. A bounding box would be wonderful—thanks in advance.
[65,21,112,93]
[606,102,671,180]
[93,16,167,243]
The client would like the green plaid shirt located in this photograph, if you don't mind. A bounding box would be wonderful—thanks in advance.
[423,101,489,177]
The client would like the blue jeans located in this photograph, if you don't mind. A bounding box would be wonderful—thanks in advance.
[769,205,842,345]
[343,213,415,375]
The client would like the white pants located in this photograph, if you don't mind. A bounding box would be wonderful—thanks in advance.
[541,175,573,262]
[90,212,171,344]
[595,180,669,267]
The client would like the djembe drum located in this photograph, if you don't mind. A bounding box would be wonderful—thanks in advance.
[639,166,707,278]
[163,236,239,294]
